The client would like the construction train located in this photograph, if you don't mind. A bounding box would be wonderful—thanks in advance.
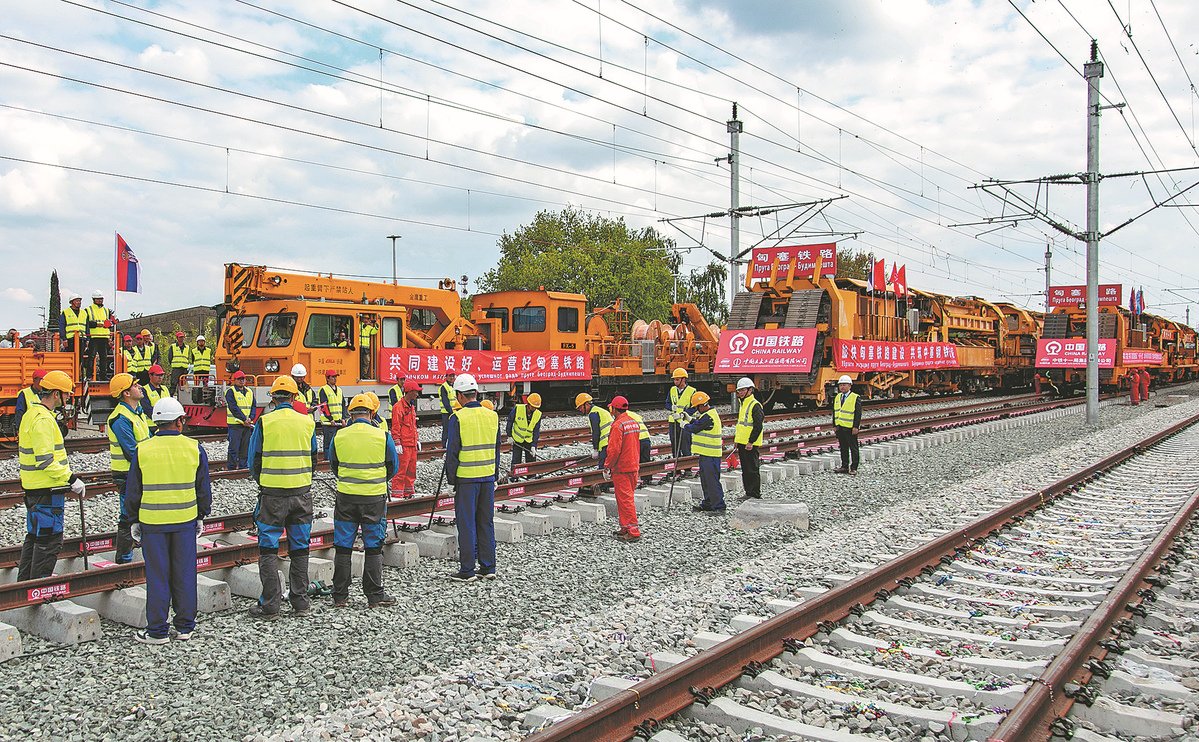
[0,248,1194,442]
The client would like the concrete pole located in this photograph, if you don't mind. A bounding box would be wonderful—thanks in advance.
[1084,44,1103,426]
[728,103,743,311]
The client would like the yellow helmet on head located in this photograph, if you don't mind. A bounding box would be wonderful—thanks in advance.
[480,399,495,410]
[526,393,542,409]
[574,392,593,409]
[692,391,711,406]
[110,373,135,398]
[365,391,381,413]
[40,370,73,394]
[270,376,299,396]
[348,393,373,412]
[671,368,688,380]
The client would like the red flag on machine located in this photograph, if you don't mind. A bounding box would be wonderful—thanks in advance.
[871,259,885,293]
[895,265,907,298]
[887,263,898,293]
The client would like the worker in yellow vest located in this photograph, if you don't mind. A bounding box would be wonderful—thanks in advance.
[506,393,542,467]
[318,369,345,459]
[438,371,456,447]
[625,408,653,485]
[167,331,191,393]
[84,290,116,381]
[225,370,256,470]
[125,397,212,644]
[108,373,151,563]
[190,335,213,383]
[733,377,763,499]
[832,375,862,475]
[575,393,613,470]
[445,373,501,582]
[246,375,318,619]
[17,370,84,581]
[329,394,399,607]
[684,392,726,513]
[14,368,46,429]
[359,315,378,379]
[59,293,86,354]
[666,368,697,458]
[140,364,171,430]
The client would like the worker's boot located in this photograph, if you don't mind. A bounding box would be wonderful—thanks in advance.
[30,533,62,580]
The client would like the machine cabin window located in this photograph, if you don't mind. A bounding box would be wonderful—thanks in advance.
[513,306,546,333]
[304,314,354,348]
[229,314,259,347]
[484,307,509,333]
[258,313,297,348]
[557,307,579,333]
[409,308,437,332]
[381,317,405,348]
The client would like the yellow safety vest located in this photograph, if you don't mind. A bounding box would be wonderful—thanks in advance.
[300,385,319,415]
[439,382,455,414]
[334,422,388,496]
[229,388,254,426]
[19,387,38,414]
[455,405,499,479]
[191,346,213,373]
[107,403,151,474]
[511,404,542,444]
[627,410,650,441]
[734,395,763,446]
[18,404,70,490]
[143,385,169,429]
[135,434,200,525]
[259,408,315,489]
[669,384,696,424]
[169,343,191,369]
[360,324,377,348]
[125,345,150,374]
[690,409,723,457]
[62,306,86,339]
[320,385,344,424]
[593,406,613,451]
[833,392,860,429]
[86,303,112,338]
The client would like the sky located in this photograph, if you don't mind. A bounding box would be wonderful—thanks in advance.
[3,0,1199,332]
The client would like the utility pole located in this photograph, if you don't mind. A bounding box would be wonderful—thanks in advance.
[727,103,743,310]
[386,234,402,285]
[1084,42,1103,425]
[1043,244,1052,312]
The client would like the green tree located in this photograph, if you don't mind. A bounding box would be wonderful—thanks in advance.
[478,208,677,321]
[48,270,60,333]
[835,248,873,281]
[676,260,729,326]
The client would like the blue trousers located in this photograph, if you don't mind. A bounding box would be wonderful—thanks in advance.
[698,456,726,510]
[226,425,251,470]
[321,426,338,460]
[453,480,495,576]
[141,522,197,638]
[668,423,692,457]
[440,414,451,447]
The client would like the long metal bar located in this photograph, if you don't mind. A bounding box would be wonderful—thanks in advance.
[1084,47,1104,425]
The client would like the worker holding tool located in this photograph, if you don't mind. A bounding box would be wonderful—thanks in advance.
[17,370,84,581]
[604,396,642,542]
[734,377,764,499]
[390,380,421,498]
[444,373,502,583]
[684,392,725,513]
[574,393,612,469]
[832,375,862,475]
[506,392,542,471]
[125,398,212,644]
[225,370,256,470]
[666,368,696,459]
[108,373,151,564]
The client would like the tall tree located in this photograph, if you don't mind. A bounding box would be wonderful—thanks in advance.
[677,260,729,326]
[835,248,874,282]
[48,270,60,333]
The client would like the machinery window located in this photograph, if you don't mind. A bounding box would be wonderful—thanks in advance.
[513,306,546,333]
[304,314,354,348]
[409,308,437,332]
[381,317,404,348]
[557,307,579,333]
[229,314,258,348]
[484,307,509,333]
[257,313,297,348]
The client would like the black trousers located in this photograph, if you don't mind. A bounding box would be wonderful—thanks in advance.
[86,337,111,380]
[836,427,860,471]
[737,444,760,498]
[511,441,535,465]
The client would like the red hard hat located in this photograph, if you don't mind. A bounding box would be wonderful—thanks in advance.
[231,370,246,380]
[402,380,422,393]
[32,368,47,380]
[175,331,185,338]
[610,395,629,410]
[123,334,132,341]
[325,369,338,377]
[149,364,165,375]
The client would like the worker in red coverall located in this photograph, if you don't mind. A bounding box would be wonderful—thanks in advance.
[1139,368,1151,402]
[390,379,421,498]
[1130,370,1141,405]
[604,395,642,542]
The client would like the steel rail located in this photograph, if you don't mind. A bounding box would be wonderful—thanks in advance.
[524,410,1199,742]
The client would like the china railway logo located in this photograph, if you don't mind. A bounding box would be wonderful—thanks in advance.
[1044,340,1063,356]
[27,582,70,601]
[727,333,750,354]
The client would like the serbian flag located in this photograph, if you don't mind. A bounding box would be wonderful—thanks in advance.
[870,259,885,293]
[116,233,141,293]
[895,264,907,298]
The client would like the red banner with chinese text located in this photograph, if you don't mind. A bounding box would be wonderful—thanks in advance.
[1035,338,1116,368]
[750,243,837,280]
[379,349,591,383]
[1047,284,1122,308]
[834,339,960,372]
[1122,349,1163,366]
[714,329,819,374]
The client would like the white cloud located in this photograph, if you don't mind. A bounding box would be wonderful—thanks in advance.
[2,288,34,302]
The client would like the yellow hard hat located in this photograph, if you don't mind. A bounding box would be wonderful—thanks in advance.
[110,373,135,397]
[574,392,593,409]
[480,399,495,410]
[270,376,299,395]
[526,393,542,409]
[348,393,373,412]
[692,391,711,406]
[451,398,462,411]
[365,391,381,413]
[40,370,73,394]
[672,368,689,379]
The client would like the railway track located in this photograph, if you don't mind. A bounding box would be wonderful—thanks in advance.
[525,412,1199,741]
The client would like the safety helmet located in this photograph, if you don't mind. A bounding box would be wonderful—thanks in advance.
[196,335,206,342]
[837,375,853,386]
[444,371,455,378]
[347,393,373,412]
[270,376,299,396]
[452,373,479,392]
[290,363,307,378]
[140,329,151,337]
[610,395,629,410]
[365,391,380,412]
[480,399,495,410]
[69,293,82,302]
[692,391,711,406]
[736,377,755,391]
[324,368,338,378]
[32,368,47,381]
[671,368,689,380]
[123,335,133,342]
[40,370,73,393]
[91,290,104,299]
[526,392,542,409]
[402,379,422,393]
[175,331,185,338]
[231,370,246,380]
[451,399,462,411]
[149,364,165,375]
[151,397,186,424]
[574,392,593,409]
[110,373,135,397]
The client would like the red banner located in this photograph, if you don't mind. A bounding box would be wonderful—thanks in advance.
[380,349,591,383]
[1035,338,1116,368]
[714,328,819,374]
[834,340,960,372]
[1047,284,1122,308]
[1122,349,1163,366]
[750,243,837,280]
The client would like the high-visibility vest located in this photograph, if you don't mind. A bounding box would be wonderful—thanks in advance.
[191,346,213,373]
[299,384,318,415]
[19,387,38,414]
[169,344,191,369]
[62,306,86,339]
[333,422,388,496]
[439,382,455,414]
[125,345,151,374]
[454,405,499,480]
[626,410,650,441]
[143,385,169,429]
[511,404,542,444]
[229,388,254,426]
[690,409,723,457]
[833,392,860,429]
[259,408,315,489]
[388,384,403,409]
[18,404,70,490]
[135,434,200,525]
[592,406,613,451]
[734,395,763,446]
[85,304,112,338]
[107,403,151,474]
[320,386,344,424]
[360,323,377,348]
[669,384,696,424]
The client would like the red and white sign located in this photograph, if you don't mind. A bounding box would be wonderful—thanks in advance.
[714,328,819,374]
[202,520,224,535]
[834,340,960,372]
[1047,284,1122,308]
[195,555,212,569]
[1035,338,1116,368]
[1122,349,1163,366]
[380,350,591,384]
[1160,329,1176,341]
[750,243,837,280]
[27,582,70,601]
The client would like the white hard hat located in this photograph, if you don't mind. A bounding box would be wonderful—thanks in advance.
[151,397,186,423]
[452,373,479,392]
[196,335,206,342]
[69,293,82,302]
[91,290,104,299]
[290,363,307,378]
[736,377,755,391]
[838,375,853,385]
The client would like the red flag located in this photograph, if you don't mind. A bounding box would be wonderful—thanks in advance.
[896,265,907,298]
[871,259,885,293]
[887,262,898,293]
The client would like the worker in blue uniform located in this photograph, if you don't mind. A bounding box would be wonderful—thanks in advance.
[125,397,212,644]
[329,394,400,607]
[109,373,151,564]
[14,368,46,429]
[685,392,726,513]
[247,376,318,619]
[225,370,256,470]
[444,373,501,583]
